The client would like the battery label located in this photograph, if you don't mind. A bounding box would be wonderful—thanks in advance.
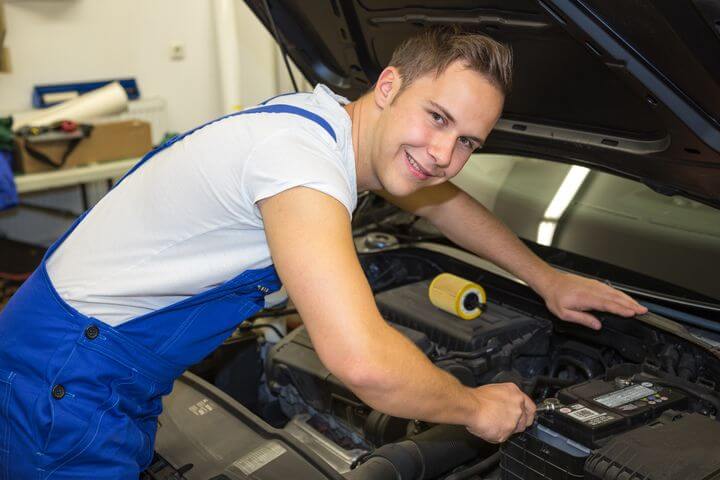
[585,414,615,426]
[568,407,603,421]
[594,385,656,408]
[562,404,618,427]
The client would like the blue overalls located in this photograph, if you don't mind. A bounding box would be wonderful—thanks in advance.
[0,104,337,479]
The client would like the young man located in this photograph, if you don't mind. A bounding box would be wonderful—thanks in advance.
[0,27,646,478]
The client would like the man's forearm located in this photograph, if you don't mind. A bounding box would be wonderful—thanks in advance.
[415,184,556,294]
[343,323,479,426]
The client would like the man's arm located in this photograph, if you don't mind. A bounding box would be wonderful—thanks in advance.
[378,182,647,329]
[260,186,535,442]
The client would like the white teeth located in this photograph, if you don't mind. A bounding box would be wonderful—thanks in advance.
[406,151,427,176]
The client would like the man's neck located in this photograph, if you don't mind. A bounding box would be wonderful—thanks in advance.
[345,95,382,192]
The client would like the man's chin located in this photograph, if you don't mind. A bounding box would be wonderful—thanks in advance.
[377,164,437,196]
[382,177,424,197]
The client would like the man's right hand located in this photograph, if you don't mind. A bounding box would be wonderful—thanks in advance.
[466,383,536,443]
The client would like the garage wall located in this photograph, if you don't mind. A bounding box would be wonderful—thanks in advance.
[0,0,309,246]
[0,0,306,130]
[0,0,224,132]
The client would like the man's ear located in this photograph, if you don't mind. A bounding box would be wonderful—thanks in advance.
[373,66,401,110]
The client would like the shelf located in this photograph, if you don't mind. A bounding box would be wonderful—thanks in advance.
[14,158,140,194]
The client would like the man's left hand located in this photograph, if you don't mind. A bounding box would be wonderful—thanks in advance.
[538,270,648,330]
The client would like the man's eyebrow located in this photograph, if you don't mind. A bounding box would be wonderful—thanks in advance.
[429,101,456,124]
[429,101,485,147]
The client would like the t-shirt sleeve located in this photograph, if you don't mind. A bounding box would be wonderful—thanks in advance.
[241,127,354,219]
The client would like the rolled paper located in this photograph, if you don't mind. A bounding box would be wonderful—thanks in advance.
[13,82,129,132]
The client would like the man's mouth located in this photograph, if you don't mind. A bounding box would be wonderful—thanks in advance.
[404,150,431,180]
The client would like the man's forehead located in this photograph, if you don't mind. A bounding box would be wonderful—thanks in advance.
[407,65,504,130]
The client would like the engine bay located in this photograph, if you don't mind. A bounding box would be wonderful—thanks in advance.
[146,246,720,480]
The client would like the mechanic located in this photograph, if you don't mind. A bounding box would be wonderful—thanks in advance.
[0,26,647,478]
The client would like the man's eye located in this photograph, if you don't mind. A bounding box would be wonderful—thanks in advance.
[459,137,473,149]
[430,112,445,125]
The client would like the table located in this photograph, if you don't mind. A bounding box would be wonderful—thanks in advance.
[14,158,140,194]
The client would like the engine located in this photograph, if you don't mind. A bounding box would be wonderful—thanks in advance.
[265,279,552,450]
[159,247,720,480]
[262,276,720,479]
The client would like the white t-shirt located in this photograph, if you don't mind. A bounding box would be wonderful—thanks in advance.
[46,84,357,326]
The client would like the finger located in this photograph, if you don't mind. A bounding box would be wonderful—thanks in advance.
[515,412,530,432]
[606,290,644,311]
[466,427,498,444]
[604,297,645,318]
[524,397,537,427]
[465,426,483,439]
[513,394,527,433]
[621,295,649,314]
[562,309,602,330]
[601,299,640,317]
[514,413,526,434]
[584,295,635,318]
[603,286,648,314]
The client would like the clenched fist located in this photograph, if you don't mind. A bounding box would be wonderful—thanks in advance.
[465,383,536,443]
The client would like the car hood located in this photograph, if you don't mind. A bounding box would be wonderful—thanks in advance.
[244,0,720,206]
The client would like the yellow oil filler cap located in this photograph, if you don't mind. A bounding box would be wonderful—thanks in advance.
[428,273,487,320]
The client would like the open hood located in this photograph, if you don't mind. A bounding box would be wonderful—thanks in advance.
[244,0,720,206]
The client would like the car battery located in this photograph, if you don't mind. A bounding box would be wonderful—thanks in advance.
[501,376,688,480]
[541,377,687,448]
[501,423,591,480]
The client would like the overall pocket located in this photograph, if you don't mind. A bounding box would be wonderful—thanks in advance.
[37,345,159,478]
[39,372,139,473]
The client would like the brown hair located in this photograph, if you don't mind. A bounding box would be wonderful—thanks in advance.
[387,26,513,96]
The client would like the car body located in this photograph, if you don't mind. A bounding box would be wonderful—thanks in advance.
[143,2,720,479]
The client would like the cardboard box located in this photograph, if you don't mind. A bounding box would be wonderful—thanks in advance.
[14,120,152,174]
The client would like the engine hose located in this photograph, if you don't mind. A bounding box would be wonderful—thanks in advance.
[345,424,493,480]
[524,375,575,396]
[533,375,575,387]
[490,371,574,396]
[442,451,501,480]
[550,355,595,380]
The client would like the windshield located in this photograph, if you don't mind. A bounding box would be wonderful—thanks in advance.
[451,154,720,302]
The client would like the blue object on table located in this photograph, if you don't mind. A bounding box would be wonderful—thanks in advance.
[0,150,18,211]
[32,78,139,108]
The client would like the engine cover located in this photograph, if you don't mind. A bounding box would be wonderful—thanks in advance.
[375,280,550,353]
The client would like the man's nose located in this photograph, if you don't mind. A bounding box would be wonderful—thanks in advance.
[427,135,454,169]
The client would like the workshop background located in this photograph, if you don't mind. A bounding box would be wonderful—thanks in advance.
[0,0,308,246]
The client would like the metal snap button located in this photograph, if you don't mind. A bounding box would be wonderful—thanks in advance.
[84,325,100,340]
[52,384,66,400]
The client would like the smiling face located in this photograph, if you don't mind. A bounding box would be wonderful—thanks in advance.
[368,61,505,196]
